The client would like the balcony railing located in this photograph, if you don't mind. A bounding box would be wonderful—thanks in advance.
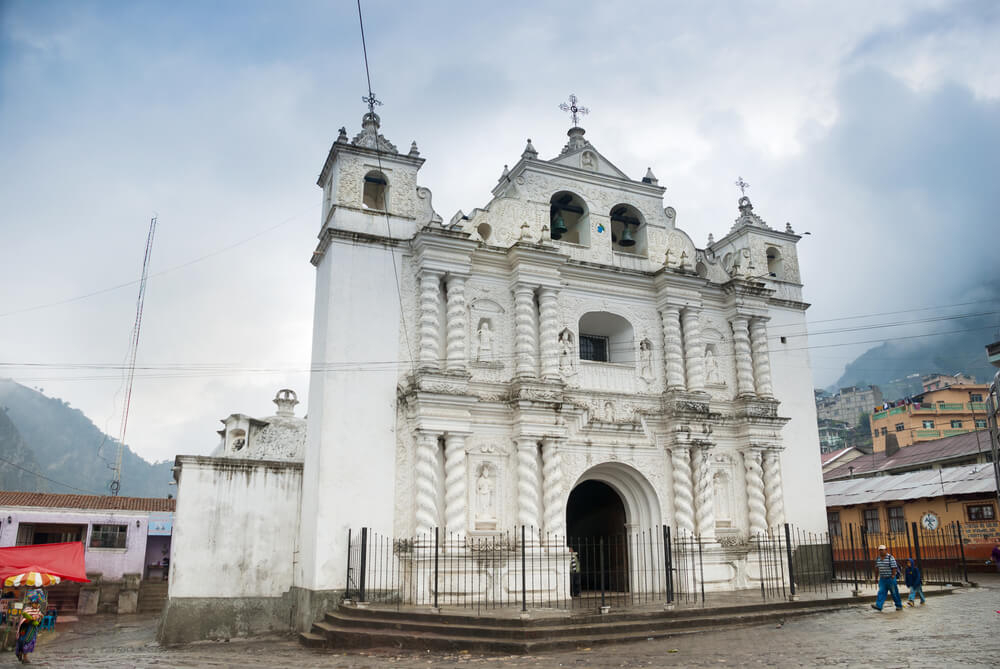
[943,429,969,437]
[577,360,639,394]
[938,403,964,411]
[915,429,941,438]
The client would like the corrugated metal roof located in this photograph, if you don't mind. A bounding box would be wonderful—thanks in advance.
[0,491,175,512]
[823,430,989,481]
[821,447,857,465]
[825,464,996,507]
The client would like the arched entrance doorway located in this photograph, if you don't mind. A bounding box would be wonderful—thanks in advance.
[566,480,629,592]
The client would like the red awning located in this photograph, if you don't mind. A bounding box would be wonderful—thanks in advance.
[0,542,90,584]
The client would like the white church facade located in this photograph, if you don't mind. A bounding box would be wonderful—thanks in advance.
[160,110,826,642]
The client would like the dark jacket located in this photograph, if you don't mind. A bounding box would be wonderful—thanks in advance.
[904,564,921,587]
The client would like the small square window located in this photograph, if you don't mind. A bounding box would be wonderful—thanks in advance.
[894,423,904,432]
[780,336,787,344]
[970,393,983,402]
[579,335,609,362]
[880,427,887,436]
[827,511,841,537]
[967,504,995,521]
[975,419,987,429]
[950,420,963,428]
[922,420,935,428]
[89,524,127,549]
[888,506,906,534]
[863,508,880,534]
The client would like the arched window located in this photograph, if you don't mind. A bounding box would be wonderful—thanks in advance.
[609,204,646,255]
[766,246,783,278]
[578,312,634,364]
[549,191,590,246]
[362,170,388,210]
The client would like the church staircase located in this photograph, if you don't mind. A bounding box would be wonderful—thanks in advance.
[300,599,853,653]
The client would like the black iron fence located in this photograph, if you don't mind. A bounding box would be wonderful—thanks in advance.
[344,521,969,612]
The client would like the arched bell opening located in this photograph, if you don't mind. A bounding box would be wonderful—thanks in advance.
[549,191,590,246]
[609,204,647,256]
[766,246,783,278]
[362,170,388,210]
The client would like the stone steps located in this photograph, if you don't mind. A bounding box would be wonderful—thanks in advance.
[301,599,854,653]
[138,582,169,613]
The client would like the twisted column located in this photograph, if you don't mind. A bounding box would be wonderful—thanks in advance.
[670,446,694,534]
[749,318,773,398]
[419,270,443,369]
[516,438,541,532]
[513,285,538,378]
[538,287,560,382]
[731,317,755,397]
[681,308,705,392]
[443,434,467,538]
[541,439,565,540]
[743,449,767,536]
[693,447,715,540]
[661,307,685,390]
[762,450,785,529]
[445,275,467,374]
[415,432,441,536]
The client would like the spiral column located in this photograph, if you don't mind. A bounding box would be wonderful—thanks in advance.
[541,438,565,540]
[693,447,715,540]
[443,433,468,539]
[670,446,695,534]
[743,449,767,536]
[762,450,786,529]
[661,307,685,390]
[445,275,468,374]
[731,317,755,397]
[681,308,705,392]
[419,270,443,369]
[513,285,538,378]
[415,431,441,536]
[749,317,773,398]
[538,287,560,382]
[516,438,541,534]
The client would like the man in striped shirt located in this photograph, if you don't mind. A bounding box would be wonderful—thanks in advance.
[871,544,903,611]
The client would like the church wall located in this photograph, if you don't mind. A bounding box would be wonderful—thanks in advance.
[767,304,827,533]
[158,456,302,643]
[297,236,402,592]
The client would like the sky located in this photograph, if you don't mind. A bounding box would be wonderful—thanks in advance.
[1,0,998,466]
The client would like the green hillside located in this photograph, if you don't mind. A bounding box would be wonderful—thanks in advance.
[0,379,173,497]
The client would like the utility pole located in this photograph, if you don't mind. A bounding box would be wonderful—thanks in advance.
[111,216,157,496]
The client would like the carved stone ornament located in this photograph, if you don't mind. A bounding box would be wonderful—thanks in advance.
[351,112,399,153]
[717,534,750,548]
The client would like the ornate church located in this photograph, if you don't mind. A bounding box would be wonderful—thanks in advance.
[161,102,826,642]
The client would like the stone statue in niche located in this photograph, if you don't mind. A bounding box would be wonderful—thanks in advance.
[475,463,497,528]
[558,329,577,376]
[581,151,597,170]
[604,401,615,422]
[639,339,654,381]
[476,319,494,361]
[705,344,725,386]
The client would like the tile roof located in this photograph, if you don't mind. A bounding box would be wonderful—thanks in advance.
[823,430,989,481]
[0,491,175,512]
[825,464,995,507]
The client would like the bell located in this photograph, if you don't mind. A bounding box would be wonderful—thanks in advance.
[618,222,635,247]
[551,213,568,240]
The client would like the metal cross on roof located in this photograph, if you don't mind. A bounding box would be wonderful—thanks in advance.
[559,94,590,127]
[735,176,751,196]
[362,93,383,114]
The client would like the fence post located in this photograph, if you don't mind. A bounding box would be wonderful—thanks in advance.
[359,527,368,603]
[433,527,439,610]
[521,525,527,613]
[599,537,606,611]
[955,522,969,583]
[849,524,859,595]
[911,522,923,574]
[663,526,673,604]
[344,528,353,602]
[697,533,705,605]
[783,523,797,599]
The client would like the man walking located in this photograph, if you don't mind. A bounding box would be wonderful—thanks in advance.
[871,544,903,611]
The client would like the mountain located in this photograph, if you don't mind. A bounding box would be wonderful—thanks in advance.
[832,317,999,401]
[0,379,173,497]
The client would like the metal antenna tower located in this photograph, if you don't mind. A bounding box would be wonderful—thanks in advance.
[111,216,157,496]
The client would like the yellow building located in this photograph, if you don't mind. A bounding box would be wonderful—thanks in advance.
[869,383,988,453]
[825,464,999,565]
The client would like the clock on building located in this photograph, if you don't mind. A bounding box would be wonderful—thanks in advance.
[921,511,939,531]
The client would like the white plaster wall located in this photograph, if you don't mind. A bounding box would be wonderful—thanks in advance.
[767,305,827,533]
[296,237,402,592]
[168,457,301,598]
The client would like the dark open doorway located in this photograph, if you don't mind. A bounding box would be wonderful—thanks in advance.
[566,480,629,592]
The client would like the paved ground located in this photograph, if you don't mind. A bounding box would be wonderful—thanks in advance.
[5,576,999,668]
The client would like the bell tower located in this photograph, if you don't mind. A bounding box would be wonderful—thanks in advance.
[296,112,438,614]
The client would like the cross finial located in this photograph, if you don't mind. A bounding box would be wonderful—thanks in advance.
[735,176,750,196]
[559,94,590,127]
[362,93,383,114]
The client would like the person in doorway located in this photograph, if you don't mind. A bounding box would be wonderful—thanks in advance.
[904,558,926,606]
[871,544,903,611]
[569,547,582,597]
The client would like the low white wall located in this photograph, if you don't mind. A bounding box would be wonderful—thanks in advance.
[168,456,302,599]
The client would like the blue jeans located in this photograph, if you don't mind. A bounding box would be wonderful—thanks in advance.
[875,576,902,609]
[908,583,925,603]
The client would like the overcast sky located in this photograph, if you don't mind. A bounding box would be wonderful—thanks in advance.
[2,0,998,467]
